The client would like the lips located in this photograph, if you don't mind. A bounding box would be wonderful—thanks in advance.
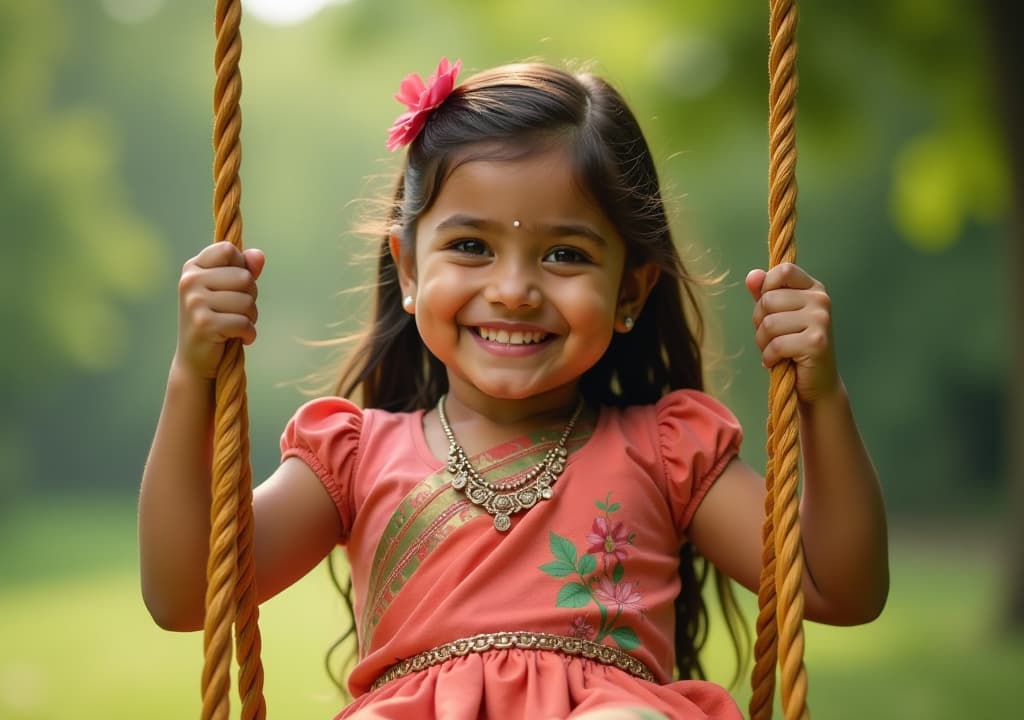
[475,327,551,345]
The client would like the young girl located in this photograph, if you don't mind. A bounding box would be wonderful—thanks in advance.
[139,59,888,719]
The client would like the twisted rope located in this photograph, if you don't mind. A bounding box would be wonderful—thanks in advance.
[749,1,809,719]
[202,1,266,718]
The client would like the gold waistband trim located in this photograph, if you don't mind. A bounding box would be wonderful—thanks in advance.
[370,630,656,691]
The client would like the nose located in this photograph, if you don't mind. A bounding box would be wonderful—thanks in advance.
[482,255,542,310]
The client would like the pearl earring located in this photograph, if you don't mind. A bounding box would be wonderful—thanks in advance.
[403,295,415,310]
[623,315,635,331]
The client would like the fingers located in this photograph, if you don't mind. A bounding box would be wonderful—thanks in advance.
[759,323,831,368]
[747,263,840,401]
[183,242,262,296]
[191,242,265,276]
[176,243,265,377]
[752,287,830,329]
[748,263,831,366]
[179,280,259,338]
[243,248,266,280]
[193,240,247,268]
[745,268,767,301]
[760,262,818,293]
[188,299,259,346]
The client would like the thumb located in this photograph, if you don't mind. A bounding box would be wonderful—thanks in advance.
[745,268,766,302]
[243,248,266,280]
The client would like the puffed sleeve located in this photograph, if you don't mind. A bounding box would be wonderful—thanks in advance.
[656,389,743,534]
[280,397,363,540]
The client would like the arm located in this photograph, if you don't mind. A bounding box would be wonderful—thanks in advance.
[688,264,888,626]
[139,243,340,631]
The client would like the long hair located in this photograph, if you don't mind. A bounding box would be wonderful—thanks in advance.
[327,62,748,691]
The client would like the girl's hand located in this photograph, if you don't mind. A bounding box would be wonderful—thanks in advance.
[173,241,265,381]
[745,263,839,404]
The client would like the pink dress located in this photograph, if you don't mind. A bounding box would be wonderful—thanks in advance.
[281,389,743,720]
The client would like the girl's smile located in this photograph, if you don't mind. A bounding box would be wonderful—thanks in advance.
[471,323,554,355]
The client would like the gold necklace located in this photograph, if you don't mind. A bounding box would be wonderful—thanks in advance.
[437,394,584,532]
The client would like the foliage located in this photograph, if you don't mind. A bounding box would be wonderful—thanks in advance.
[0,1,165,503]
[0,0,1009,519]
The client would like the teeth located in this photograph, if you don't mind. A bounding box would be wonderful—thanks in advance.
[478,327,547,345]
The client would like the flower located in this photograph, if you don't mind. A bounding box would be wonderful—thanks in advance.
[593,577,643,611]
[386,57,462,151]
[569,615,595,640]
[586,516,631,564]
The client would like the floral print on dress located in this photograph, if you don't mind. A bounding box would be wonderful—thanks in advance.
[538,493,644,650]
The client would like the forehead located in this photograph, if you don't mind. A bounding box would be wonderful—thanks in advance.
[422,143,614,231]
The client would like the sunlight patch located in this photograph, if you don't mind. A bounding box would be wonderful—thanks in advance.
[243,0,352,26]
[101,0,165,24]
[0,662,46,714]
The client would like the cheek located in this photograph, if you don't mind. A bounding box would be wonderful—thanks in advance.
[417,270,470,315]
[413,270,475,354]
[557,279,618,323]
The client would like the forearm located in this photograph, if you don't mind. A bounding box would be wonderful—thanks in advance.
[798,380,889,624]
[138,360,217,631]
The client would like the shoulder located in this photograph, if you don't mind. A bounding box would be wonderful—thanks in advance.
[281,396,363,453]
[654,388,743,439]
[281,397,419,450]
[277,398,422,536]
[603,390,743,534]
[607,389,742,438]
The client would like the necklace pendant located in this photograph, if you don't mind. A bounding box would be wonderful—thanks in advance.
[516,488,538,508]
[436,393,584,534]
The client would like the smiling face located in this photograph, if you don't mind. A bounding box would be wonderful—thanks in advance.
[394,143,652,412]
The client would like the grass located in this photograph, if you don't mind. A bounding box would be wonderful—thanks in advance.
[1,496,1021,719]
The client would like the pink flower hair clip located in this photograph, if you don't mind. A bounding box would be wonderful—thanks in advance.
[387,57,462,151]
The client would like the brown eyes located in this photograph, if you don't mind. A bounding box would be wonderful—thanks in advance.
[543,247,590,264]
[444,239,591,265]
[448,238,489,255]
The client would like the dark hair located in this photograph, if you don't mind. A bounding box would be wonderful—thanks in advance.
[327,62,748,693]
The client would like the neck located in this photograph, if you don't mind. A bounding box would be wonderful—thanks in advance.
[441,381,582,428]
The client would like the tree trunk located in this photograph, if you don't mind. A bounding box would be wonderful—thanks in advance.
[985,0,1024,628]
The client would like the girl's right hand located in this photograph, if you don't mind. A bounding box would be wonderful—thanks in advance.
[173,241,265,381]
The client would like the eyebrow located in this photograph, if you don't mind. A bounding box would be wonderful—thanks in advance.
[433,213,608,247]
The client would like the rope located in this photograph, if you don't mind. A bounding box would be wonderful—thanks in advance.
[202,1,266,718]
[750,1,810,719]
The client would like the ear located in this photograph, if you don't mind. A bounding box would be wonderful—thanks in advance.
[389,226,417,311]
[616,262,660,332]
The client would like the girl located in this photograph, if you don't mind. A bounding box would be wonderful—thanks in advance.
[139,59,888,719]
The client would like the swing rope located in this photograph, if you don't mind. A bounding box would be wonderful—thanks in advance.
[202,1,266,719]
[750,1,810,719]
[200,2,807,718]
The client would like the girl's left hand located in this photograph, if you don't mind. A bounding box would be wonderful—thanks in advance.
[745,263,839,404]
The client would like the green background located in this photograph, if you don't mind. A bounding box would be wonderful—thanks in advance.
[1,0,1019,717]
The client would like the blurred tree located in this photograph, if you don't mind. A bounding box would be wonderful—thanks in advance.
[985,0,1024,629]
[0,1,164,505]
[0,0,1011,596]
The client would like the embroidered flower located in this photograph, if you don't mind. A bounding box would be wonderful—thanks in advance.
[569,615,596,640]
[593,577,643,611]
[539,493,645,651]
[386,57,462,151]
[586,516,631,564]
